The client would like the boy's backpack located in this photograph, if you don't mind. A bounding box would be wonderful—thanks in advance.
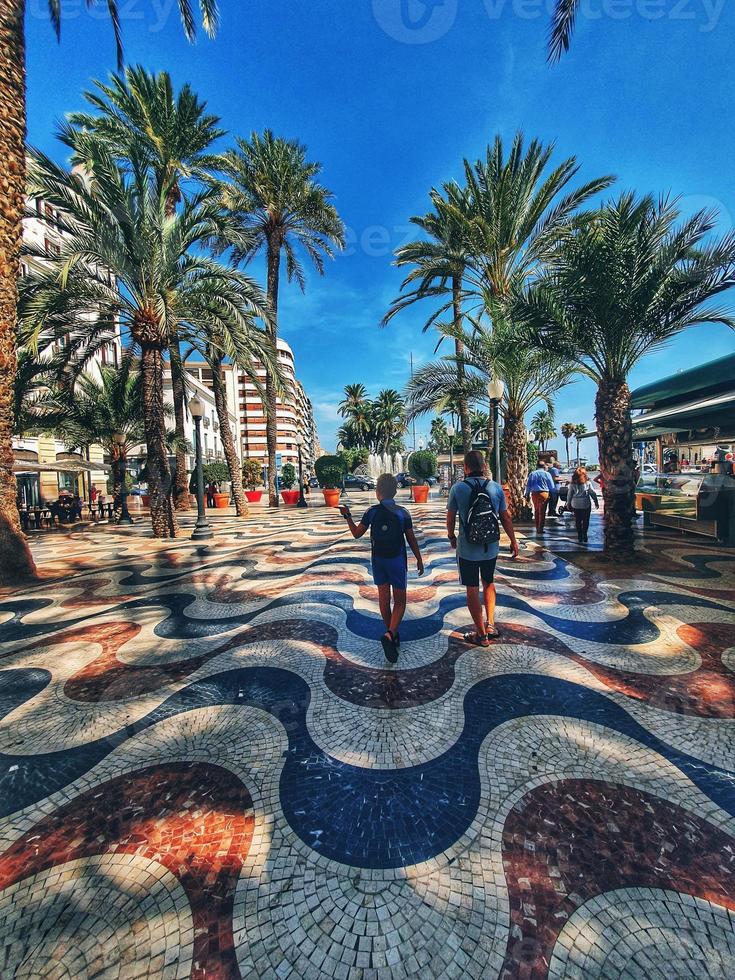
[370,503,405,559]
[462,479,501,551]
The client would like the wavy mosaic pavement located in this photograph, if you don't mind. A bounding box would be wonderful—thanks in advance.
[1,500,734,978]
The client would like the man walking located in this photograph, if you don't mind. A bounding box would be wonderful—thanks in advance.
[525,461,555,534]
[447,451,519,646]
[548,458,562,516]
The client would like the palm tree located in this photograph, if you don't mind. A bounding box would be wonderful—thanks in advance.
[0,0,219,579]
[530,409,556,452]
[573,424,587,465]
[384,183,478,453]
[54,365,147,507]
[22,145,269,538]
[372,389,407,455]
[62,66,225,512]
[338,383,368,417]
[216,131,345,506]
[526,192,735,559]
[560,422,576,466]
[406,309,571,517]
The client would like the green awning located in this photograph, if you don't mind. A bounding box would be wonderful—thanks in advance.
[631,352,735,410]
[632,391,735,438]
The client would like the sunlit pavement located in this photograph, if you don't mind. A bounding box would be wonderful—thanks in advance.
[1,500,734,978]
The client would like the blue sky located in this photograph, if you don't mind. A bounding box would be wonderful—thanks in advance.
[26,0,735,458]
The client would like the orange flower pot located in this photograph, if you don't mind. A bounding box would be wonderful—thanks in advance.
[412,485,430,503]
[213,493,230,509]
[322,489,341,508]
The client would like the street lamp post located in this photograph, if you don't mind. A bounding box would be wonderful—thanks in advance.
[296,435,308,508]
[189,395,213,541]
[446,423,456,488]
[113,433,133,525]
[487,378,505,483]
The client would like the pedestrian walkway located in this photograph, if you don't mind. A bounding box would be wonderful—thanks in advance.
[0,501,733,978]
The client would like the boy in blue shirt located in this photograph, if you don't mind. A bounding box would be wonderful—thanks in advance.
[447,451,519,646]
[340,473,424,663]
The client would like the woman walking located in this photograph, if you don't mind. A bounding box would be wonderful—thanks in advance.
[566,467,599,543]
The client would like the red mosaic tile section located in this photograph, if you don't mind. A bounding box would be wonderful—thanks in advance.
[492,622,735,720]
[0,762,254,979]
[500,778,735,979]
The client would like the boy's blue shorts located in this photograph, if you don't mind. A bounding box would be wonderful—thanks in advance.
[372,553,408,590]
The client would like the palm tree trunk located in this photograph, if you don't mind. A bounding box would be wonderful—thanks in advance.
[265,236,281,508]
[141,343,179,538]
[169,343,191,511]
[211,356,248,518]
[596,379,636,561]
[0,0,36,584]
[452,276,472,455]
[565,437,570,466]
[503,410,528,520]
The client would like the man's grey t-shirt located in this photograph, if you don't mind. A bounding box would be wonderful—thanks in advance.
[447,477,507,561]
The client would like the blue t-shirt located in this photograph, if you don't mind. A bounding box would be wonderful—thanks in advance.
[526,469,555,493]
[447,478,506,561]
[361,499,412,556]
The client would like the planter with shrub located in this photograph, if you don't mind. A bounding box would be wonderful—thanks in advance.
[315,454,346,507]
[280,463,300,506]
[408,449,437,503]
[242,459,264,503]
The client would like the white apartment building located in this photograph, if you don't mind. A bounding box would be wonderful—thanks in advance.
[236,338,318,477]
[14,190,121,507]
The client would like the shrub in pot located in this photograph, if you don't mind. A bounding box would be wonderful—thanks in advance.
[408,449,437,503]
[315,454,346,507]
[242,459,264,502]
[280,463,300,505]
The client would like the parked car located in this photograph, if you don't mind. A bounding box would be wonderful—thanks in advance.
[308,477,320,489]
[343,474,375,492]
[394,472,414,488]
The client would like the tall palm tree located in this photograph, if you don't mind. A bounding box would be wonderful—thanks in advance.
[338,383,368,417]
[372,389,407,455]
[0,0,219,580]
[62,66,225,512]
[560,422,576,466]
[573,424,587,465]
[384,183,478,453]
[526,192,735,559]
[216,131,345,506]
[462,134,614,300]
[22,145,269,538]
[530,409,556,451]
[406,309,572,517]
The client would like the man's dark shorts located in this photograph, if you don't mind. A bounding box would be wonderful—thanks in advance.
[457,556,497,588]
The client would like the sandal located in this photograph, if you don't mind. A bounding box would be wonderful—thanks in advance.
[464,630,491,648]
[484,623,501,639]
[381,630,399,664]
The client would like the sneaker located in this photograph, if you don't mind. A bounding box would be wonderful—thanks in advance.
[381,631,399,664]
